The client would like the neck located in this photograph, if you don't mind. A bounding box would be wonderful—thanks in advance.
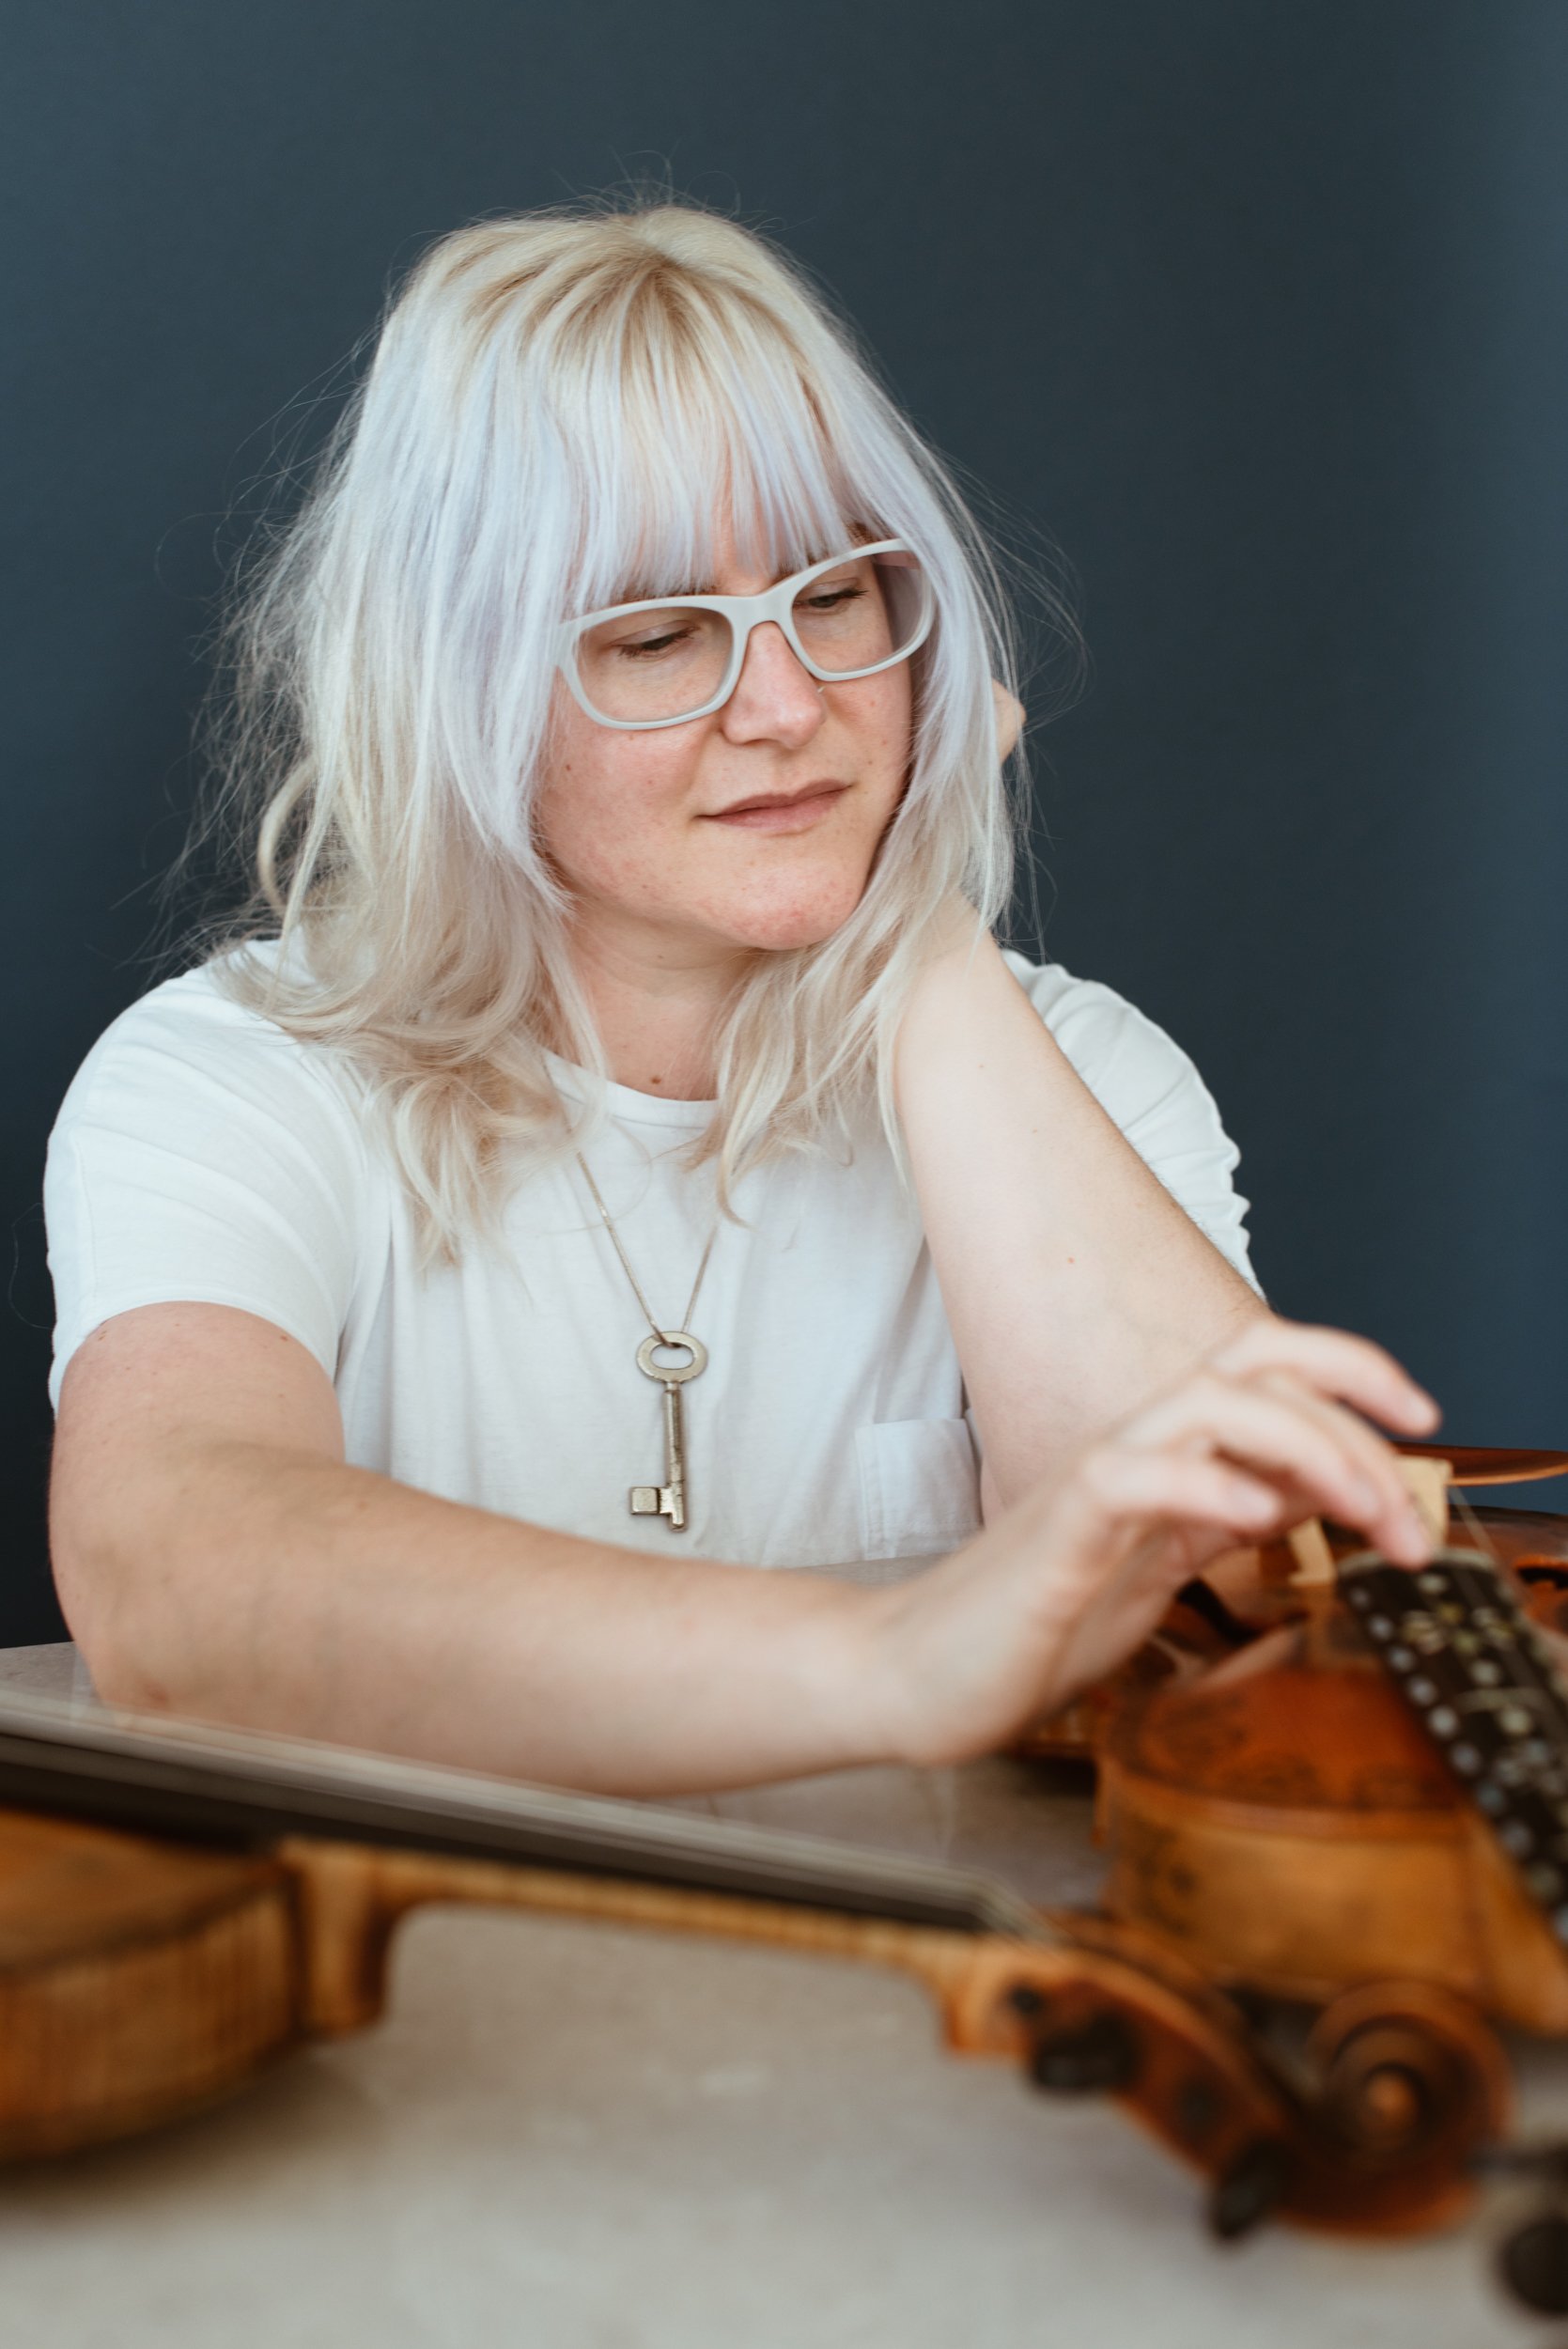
[565,907,755,1100]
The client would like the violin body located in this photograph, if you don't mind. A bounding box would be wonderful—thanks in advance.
[1099,1603,1568,2030]
[0,1808,297,2160]
[1055,1497,1568,2030]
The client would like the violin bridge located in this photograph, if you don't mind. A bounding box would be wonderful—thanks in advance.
[1286,1519,1336,1588]
[1287,1457,1452,1588]
[1399,1455,1452,1548]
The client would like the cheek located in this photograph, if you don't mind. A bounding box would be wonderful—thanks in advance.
[854,677,915,831]
[862,668,914,782]
[535,732,692,892]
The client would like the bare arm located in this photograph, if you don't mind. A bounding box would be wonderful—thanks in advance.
[894,917,1265,1510]
[52,1301,1436,1795]
[51,1303,882,1794]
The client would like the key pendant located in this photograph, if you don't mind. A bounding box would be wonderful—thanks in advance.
[629,1331,708,1532]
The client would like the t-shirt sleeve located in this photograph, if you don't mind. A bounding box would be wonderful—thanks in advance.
[44,972,369,1408]
[1003,951,1261,1293]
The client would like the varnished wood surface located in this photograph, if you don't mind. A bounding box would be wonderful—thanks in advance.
[0,1645,1559,2346]
[1397,1442,1568,1486]
[0,1810,296,2158]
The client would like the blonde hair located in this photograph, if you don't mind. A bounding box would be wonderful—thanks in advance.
[203,198,1048,1258]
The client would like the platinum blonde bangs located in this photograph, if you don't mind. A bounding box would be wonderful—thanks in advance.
[206,200,1032,1259]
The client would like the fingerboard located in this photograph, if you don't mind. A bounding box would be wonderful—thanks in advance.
[1343,1548,1568,1940]
[0,1687,1042,1944]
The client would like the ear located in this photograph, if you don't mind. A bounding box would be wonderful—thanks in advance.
[991,680,1025,762]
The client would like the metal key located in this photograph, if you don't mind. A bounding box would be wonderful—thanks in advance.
[629,1330,708,1532]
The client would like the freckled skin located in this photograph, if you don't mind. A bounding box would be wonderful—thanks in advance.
[535,534,914,965]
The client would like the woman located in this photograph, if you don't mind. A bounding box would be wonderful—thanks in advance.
[44,201,1436,1793]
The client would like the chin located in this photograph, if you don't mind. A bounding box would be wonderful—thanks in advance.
[718,879,870,955]
[744,917,850,955]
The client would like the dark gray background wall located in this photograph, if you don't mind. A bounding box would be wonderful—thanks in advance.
[4,2,1566,1641]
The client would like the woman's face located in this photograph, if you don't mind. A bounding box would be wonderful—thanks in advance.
[535,519,915,963]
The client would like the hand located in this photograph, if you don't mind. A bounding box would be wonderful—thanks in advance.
[862,1318,1440,1768]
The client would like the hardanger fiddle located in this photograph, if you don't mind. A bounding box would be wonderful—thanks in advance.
[6,1447,1568,2308]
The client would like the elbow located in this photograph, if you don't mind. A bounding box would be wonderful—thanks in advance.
[48,1483,179,1716]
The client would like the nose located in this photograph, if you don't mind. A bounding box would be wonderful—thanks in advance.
[719,619,825,748]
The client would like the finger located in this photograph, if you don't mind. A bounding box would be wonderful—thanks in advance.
[1054,1442,1286,1581]
[1038,1449,1283,1647]
[1249,1368,1433,1559]
[1024,1452,1284,1709]
[1210,1318,1438,1437]
[1116,1372,1431,1563]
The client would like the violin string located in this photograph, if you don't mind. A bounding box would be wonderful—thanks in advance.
[1450,1480,1500,1566]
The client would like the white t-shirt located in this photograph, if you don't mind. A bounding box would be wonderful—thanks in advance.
[44,949,1256,1577]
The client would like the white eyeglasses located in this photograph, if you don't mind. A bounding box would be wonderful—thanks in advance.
[556,538,934,730]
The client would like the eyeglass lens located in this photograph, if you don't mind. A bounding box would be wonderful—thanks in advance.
[572,549,928,725]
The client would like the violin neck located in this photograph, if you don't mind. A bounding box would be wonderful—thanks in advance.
[0,1687,1041,1946]
[276,1829,991,2036]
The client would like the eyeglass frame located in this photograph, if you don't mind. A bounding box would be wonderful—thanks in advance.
[554,537,935,732]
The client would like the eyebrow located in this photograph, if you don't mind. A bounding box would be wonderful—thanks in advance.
[644,550,848,601]
[675,561,797,598]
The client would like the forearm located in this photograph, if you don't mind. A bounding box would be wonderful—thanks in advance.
[62,1441,887,1797]
[894,926,1264,1506]
[53,1313,1440,1801]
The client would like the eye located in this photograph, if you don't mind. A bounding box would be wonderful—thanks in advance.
[799,583,866,614]
[613,621,697,660]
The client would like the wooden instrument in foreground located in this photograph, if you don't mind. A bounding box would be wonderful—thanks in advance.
[1015,1445,1568,2305]
[0,1675,1520,2245]
[1061,1453,1568,2031]
[8,1440,1568,2300]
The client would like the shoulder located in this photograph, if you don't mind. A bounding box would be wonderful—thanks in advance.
[1002,950,1221,1131]
[1001,949,1257,1288]
[53,947,368,1157]
[46,947,379,1285]
[44,949,380,1407]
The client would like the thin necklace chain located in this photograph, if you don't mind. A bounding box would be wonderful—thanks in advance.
[576,1154,718,1346]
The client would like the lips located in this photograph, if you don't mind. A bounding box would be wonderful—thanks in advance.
[706,782,848,820]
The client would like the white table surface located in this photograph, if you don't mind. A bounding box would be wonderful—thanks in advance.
[0,1641,1563,2349]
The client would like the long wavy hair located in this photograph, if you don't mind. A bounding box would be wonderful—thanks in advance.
[199,198,1056,1260]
